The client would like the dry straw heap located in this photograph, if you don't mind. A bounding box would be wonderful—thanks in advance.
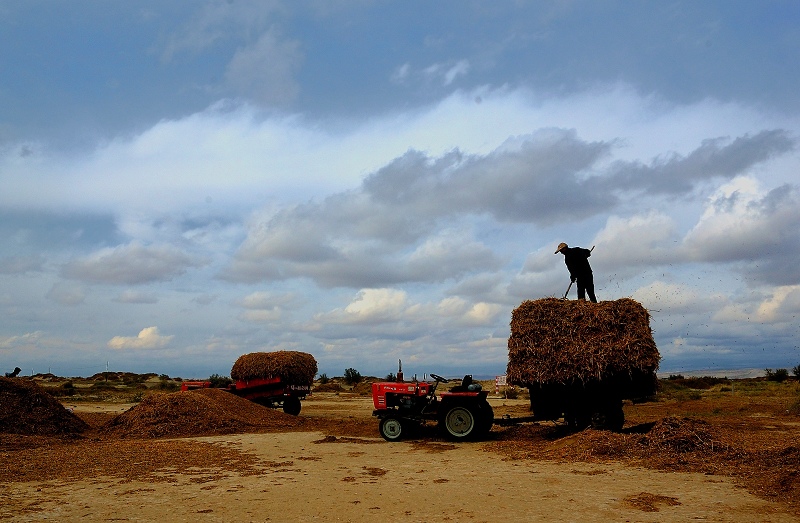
[507,298,660,388]
[0,377,88,436]
[230,351,318,384]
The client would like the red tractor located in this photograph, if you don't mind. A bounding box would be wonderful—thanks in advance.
[371,372,493,441]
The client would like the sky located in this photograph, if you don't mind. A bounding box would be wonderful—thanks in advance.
[2,1,800,380]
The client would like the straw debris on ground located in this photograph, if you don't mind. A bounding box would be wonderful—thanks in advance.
[507,297,660,386]
[230,350,318,383]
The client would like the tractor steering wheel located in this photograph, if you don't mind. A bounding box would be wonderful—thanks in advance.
[429,373,449,383]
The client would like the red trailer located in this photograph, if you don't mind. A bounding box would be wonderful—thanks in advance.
[180,375,310,415]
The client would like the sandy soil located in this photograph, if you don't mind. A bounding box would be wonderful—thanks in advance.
[1,394,798,522]
[2,429,794,523]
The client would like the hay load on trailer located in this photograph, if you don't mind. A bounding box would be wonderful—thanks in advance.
[224,351,318,415]
[230,350,318,384]
[507,297,660,430]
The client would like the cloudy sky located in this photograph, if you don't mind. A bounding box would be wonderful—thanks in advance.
[2,1,799,379]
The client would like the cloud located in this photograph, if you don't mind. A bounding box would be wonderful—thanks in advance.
[223,29,303,105]
[46,282,86,306]
[235,291,297,324]
[160,0,283,62]
[606,130,795,195]
[62,243,202,285]
[107,326,174,350]
[113,290,159,304]
[0,255,42,274]
[0,331,43,350]
[591,212,681,272]
[311,288,504,341]
[682,178,800,284]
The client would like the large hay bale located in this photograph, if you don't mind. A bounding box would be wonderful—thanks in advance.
[507,298,659,389]
[0,377,88,435]
[230,351,317,384]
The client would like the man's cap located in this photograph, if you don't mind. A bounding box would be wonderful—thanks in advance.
[554,242,568,254]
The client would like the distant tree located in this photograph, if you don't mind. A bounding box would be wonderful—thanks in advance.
[318,373,329,384]
[385,372,396,381]
[343,368,362,385]
[765,368,789,382]
[208,374,232,388]
[792,365,800,378]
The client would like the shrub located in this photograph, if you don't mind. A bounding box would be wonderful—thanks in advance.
[343,368,362,385]
[504,387,519,399]
[765,368,789,382]
[208,374,232,388]
[318,373,329,384]
[156,381,179,391]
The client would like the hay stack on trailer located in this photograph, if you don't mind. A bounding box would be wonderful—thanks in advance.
[507,297,660,429]
[231,351,317,385]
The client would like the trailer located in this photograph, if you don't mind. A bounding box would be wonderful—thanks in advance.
[180,375,310,415]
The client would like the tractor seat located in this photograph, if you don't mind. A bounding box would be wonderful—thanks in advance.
[449,375,482,393]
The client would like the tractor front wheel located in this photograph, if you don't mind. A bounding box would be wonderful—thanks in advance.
[442,405,477,440]
[379,415,404,441]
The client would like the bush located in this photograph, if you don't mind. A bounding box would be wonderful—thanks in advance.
[792,365,800,378]
[765,368,789,382]
[343,368,362,385]
[318,373,329,384]
[208,374,232,388]
[156,381,179,391]
[504,387,519,399]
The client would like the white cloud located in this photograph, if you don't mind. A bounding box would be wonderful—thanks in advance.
[683,177,800,262]
[107,327,174,350]
[114,290,158,304]
[592,211,680,272]
[340,288,409,324]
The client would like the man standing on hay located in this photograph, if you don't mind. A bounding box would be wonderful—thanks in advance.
[555,242,597,303]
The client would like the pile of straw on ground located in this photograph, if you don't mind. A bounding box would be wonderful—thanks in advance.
[0,377,88,435]
[507,298,659,387]
[230,351,317,384]
[101,389,304,438]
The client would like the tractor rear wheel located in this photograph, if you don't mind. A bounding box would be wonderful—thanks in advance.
[442,405,477,440]
[283,396,302,415]
[379,415,404,441]
[477,400,494,437]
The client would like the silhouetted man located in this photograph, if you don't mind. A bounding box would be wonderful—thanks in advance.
[555,242,597,303]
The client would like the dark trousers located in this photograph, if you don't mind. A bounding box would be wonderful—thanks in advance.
[576,273,597,303]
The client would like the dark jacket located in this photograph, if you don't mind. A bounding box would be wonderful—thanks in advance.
[562,247,592,279]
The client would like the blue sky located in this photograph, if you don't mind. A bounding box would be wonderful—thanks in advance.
[2,1,799,379]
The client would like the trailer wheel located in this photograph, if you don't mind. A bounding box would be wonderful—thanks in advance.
[283,396,302,415]
[442,405,477,440]
[379,415,404,441]
[591,402,624,431]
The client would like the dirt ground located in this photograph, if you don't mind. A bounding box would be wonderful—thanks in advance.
[2,385,800,522]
